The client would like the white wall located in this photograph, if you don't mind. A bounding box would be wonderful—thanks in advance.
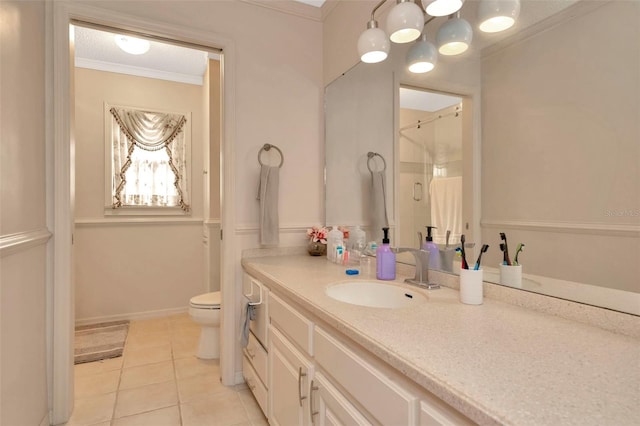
[74,68,207,323]
[0,1,50,425]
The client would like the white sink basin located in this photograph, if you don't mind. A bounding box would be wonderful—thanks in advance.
[326,281,426,308]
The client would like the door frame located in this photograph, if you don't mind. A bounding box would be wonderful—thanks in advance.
[50,3,237,423]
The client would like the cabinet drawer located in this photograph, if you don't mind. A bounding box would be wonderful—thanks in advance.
[314,327,418,426]
[245,331,268,388]
[269,293,314,356]
[243,356,268,417]
[313,372,372,426]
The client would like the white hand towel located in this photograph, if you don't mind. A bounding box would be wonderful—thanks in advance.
[257,164,280,245]
[370,170,389,241]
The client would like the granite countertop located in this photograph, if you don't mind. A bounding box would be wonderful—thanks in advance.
[242,254,640,426]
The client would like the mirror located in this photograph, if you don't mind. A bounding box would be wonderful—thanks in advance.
[325,0,639,315]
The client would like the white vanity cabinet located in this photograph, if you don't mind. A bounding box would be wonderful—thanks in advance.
[253,274,472,426]
[269,293,315,426]
[242,273,270,417]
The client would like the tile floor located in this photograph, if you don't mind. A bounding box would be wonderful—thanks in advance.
[65,314,268,426]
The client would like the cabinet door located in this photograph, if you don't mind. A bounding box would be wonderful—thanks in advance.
[312,372,372,426]
[269,327,314,426]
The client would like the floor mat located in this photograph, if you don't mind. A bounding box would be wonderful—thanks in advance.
[74,320,129,364]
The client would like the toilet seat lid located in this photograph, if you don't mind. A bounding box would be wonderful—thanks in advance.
[190,291,221,308]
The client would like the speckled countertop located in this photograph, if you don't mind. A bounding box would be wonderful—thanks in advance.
[242,254,640,426]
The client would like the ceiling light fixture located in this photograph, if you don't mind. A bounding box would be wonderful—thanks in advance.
[387,0,425,43]
[357,0,519,74]
[436,12,473,55]
[423,0,463,17]
[477,0,520,33]
[114,35,150,55]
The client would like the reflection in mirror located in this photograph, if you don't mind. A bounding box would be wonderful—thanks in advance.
[325,0,639,315]
[397,87,463,273]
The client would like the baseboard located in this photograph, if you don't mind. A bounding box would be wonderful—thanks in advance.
[75,306,188,326]
[235,370,246,385]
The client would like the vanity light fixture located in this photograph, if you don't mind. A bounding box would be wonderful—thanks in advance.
[423,0,463,17]
[406,32,438,73]
[477,0,521,33]
[436,12,473,55]
[358,0,518,73]
[387,0,425,43]
[358,0,391,63]
[114,35,150,55]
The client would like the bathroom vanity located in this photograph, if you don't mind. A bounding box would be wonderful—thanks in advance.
[241,253,640,425]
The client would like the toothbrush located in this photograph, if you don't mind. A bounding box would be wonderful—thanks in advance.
[513,243,525,265]
[460,235,469,269]
[500,233,512,265]
[473,245,489,270]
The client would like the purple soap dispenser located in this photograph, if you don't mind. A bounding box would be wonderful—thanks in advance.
[376,227,396,280]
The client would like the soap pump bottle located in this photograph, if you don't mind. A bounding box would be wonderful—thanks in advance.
[376,227,396,280]
[423,226,441,270]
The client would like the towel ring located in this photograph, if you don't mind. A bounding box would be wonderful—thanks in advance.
[367,152,386,173]
[258,143,284,168]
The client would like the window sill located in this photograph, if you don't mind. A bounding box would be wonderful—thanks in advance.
[104,206,190,217]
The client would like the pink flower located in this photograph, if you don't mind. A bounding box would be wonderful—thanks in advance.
[306,226,328,244]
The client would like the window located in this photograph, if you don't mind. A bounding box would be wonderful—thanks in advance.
[106,105,191,214]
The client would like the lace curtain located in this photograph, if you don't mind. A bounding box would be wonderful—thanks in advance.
[110,107,190,212]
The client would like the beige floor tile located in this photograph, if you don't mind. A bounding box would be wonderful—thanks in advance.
[177,372,235,403]
[171,339,199,360]
[128,317,169,334]
[125,330,171,349]
[74,357,123,378]
[64,392,116,426]
[251,418,269,426]
[119,360,175,390]
[123,343,172,368]
[115,380,178,418]
[174,356,220,379]
[181,392,248,426]
[238,389,267,421]
[75,369,121,398]
[112,405,181,426]
[170,326,201,342]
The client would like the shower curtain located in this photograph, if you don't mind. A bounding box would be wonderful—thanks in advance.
[429,176,462,244]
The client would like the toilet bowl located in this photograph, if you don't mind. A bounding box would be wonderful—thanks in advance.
[188,291,221,359]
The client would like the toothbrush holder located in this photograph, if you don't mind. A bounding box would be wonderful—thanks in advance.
[499,264,522,288]
[459,268,483,305]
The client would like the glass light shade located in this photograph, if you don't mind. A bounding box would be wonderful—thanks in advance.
[478,0,520,33]
[406,37,438,73]
[358,26,390,63]
[436,17,473,55]
[114,35,150,55]
[422,0,464,17]
[387,1,425,44]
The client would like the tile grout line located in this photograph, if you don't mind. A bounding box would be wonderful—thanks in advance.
[170,319,185,426]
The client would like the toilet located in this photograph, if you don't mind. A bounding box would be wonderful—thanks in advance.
[188,291,221,359]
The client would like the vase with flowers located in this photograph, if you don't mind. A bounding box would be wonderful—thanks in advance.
[306,226,328,256]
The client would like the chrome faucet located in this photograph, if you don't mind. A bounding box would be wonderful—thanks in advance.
[392,247,440,290]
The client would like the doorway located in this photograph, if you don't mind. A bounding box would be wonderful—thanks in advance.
[52,5,237,423]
